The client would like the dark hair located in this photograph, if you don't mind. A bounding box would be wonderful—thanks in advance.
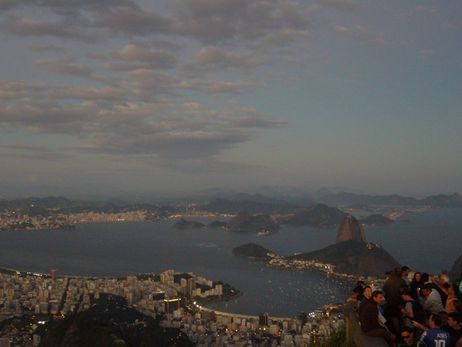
[401,327,414,335]
[401,288,413,297]
[412,272,422,283]
[421,273,430,282]
[422,284,433,291]
[430,314,442,327]
[372,290,383,298]
[449,312,462,324]
[401,266,410,272]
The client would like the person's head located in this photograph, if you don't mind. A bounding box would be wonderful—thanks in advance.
[413,272,422,282]
[401,288,413,301]
[372,290,385,305]
[421,273,430,283]
[448,312,462,330]
[439,311,449,325]
[428,314,443,328]
[439,273,450,285]
[402,266,411,277]
[421,284,433,297]
[363,286,372,300]
[400,327,415,345]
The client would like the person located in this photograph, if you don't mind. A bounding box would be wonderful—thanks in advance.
[421,284,444,316]
[446,284,460,314]
[384,268,407,334]
[402,266,412,285]
[411,272,424,300]
[401,288,426,329]
[419,314,452,347]
[363,286,373,301]
[398,327,419,347]
[445,312,462,347]
[359,290,396,346]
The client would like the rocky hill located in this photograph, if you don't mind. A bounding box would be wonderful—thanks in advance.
[336,215,366,243]
[360,214,394,226]
[283,204,347,227]
[173,218,205,229]
[227,212,279,233]
[288,240,400,278]
[232,243,274,260]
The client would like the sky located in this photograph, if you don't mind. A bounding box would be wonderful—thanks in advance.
[0,0,461,198]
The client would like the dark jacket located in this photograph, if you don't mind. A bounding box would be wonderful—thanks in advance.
[383,273,406,308]
[359,298,382,333]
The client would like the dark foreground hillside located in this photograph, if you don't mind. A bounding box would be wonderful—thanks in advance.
[37,294,194,347]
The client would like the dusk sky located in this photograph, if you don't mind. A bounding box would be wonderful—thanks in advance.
[1,0,461,198]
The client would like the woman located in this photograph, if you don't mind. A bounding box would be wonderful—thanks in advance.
[410,272,424,300]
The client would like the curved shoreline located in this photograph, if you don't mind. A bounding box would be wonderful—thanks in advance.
[0,264,341,320]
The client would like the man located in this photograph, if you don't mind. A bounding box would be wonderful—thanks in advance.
[398,327,419,347]
[359,290,396,346]
[421,284,444,316]
[401,288,426,329]
[445,312,462,347]
[420,314,451,347]
[384,268,407,334]
[402,266,411,285]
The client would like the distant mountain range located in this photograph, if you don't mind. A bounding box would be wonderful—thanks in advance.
[1,191,460,217]
[201,195,300,214]
[317,192,462,208]
[0,196,177,215]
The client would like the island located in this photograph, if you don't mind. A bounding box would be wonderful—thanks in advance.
[360,214,394,226]
[282,204,347,227]
[173,218,205,229]
[232,243,275,260]
[226,212,279,233]
[208,220,228,229]
[238,215,402,279]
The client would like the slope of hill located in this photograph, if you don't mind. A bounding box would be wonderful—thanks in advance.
[284,204,347,227]
[288,240,400,278]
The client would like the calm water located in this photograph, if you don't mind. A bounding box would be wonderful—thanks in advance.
[0,208,461,316]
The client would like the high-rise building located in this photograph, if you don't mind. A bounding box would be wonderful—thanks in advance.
[259,312,269,326]
[50,269,57,281]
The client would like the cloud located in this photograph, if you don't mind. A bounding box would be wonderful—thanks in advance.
[185,46,267,75]
[315,0,361,11]
[2,16,93,41]
[37,58,94,78]
[172,0,311,44]
[0,145,67,161]
[94,6,173,36]
[334,25,387,45]
[101,43,177,71]
[0,0,138,14]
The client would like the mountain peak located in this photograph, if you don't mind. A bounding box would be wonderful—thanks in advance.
[336,215,366,243]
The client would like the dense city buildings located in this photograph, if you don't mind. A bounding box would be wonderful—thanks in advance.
[0,268,343,346]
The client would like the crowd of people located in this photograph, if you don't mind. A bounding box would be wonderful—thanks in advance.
[349,266,462,347]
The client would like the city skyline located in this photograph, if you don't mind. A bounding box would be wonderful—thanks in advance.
[1,0,461,197]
